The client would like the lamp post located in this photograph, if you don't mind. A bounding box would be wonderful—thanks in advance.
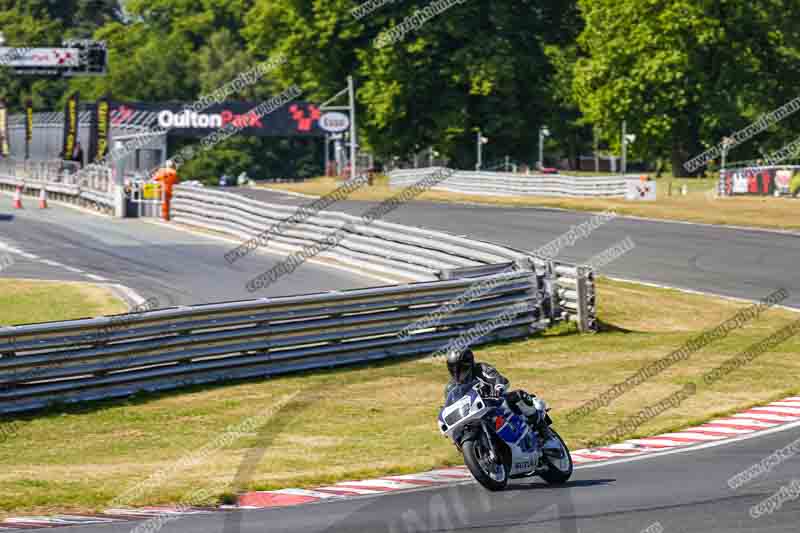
[538,125,550,170]
[621,120,636,176]
[476,130,488,170]
[428,146,439,167]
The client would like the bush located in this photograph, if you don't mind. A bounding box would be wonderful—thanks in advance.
[790,174,800,197]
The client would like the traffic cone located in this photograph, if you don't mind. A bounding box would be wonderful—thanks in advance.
[12,186,22,209]
[38,188,48,209]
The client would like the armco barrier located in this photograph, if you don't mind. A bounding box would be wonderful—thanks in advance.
[388,167,632,198]
[0,180,597,414]
[0,158,116,214]
[171,185,527,282]
[171,185,595,327]
[0,272,544,414]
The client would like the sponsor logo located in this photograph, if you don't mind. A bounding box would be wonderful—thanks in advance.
[156,109,265,129]
[289,104,321,131]
[319,111,350,133]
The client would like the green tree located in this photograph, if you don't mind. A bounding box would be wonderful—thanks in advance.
[245,0,580,168]
[574,0,800,177]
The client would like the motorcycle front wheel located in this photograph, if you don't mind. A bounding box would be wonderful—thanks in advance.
[538,428,573,485]
[463,438,508,491]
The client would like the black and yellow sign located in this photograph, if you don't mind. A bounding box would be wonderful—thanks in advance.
[89,96,110,163]
[24,99,33,159]
[62,92,80,159]
[0,101,9,157]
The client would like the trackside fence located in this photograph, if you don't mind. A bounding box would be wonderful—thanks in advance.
[1,272,546,414]
[170,185,596,329]
[388,167,634,198]
[0,157,116,213]
[0,182,598,414]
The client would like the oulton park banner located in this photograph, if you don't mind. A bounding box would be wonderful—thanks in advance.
[108,101,326,137]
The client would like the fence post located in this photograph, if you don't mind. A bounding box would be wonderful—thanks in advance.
[575,266,598,333]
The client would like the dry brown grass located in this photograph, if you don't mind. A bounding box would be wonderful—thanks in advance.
[1,278,798,516]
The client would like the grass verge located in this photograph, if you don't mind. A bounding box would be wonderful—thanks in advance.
[1,278,799,516]
[259,175,800,231]
[0,279,127,326]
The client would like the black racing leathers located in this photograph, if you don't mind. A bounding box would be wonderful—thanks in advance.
[445,362,509,399]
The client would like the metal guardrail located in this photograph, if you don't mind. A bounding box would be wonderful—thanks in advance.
[388,167,631,198]
[0,272,545,414]
[171,185,527,282]
[171,185,595,326]
[0,179,597,414]
[0,157,115,212]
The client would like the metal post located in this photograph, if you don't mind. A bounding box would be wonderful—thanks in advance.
[621,120,627,176]
[720,137,731,197]
[323,135,329,176]
[538,126,549,170]
[428,146,434,167]
[593,126,599,173]
[476,130,482,170]
[347,76,357,180]
[505,155,510,172]
[576,267,589,333]
[538,130,543,170]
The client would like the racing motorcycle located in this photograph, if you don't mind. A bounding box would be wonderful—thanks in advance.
[438,379,573,490]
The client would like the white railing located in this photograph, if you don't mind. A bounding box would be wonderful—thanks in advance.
[0,157,115,211]
[388,168,633,198]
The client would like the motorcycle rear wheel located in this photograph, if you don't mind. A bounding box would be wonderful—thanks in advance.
[463,439,508,491]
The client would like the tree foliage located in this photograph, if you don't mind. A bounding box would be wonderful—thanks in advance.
[574,0,800,176]
[2,0,799,179]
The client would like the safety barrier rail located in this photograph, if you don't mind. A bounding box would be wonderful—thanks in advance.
[0,271,546,414]
[171,185,596,327]
[171,185,528,282]
[0,180,597,414]
[0,158,115,213]
[388,168,631,198]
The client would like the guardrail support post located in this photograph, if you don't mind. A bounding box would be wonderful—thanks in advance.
[575,266,598,333]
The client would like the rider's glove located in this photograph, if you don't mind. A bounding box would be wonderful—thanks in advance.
[493,383,507,397]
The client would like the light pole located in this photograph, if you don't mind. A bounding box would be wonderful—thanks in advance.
[347,76,357,179]
[428,146,439,167]
[621,120,636,176]
[476,130,488,170]
[538,125,550,170]
[319,76,358,179]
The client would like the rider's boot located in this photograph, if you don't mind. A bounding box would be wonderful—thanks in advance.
[513,392,549,435]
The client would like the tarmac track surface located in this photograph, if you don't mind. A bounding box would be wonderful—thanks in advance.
[235,187,800,310]
[4,191,800,532]
[0,202,372,308]
[29,424,800,532]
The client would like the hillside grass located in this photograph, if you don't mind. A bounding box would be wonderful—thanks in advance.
[1,278,798,516]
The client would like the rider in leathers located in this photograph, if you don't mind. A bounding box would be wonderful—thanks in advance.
[445,348,549,433]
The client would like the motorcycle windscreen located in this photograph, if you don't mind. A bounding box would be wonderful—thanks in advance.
[445,380,478,406]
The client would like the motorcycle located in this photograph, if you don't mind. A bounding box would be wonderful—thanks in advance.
[438,379,573,491]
